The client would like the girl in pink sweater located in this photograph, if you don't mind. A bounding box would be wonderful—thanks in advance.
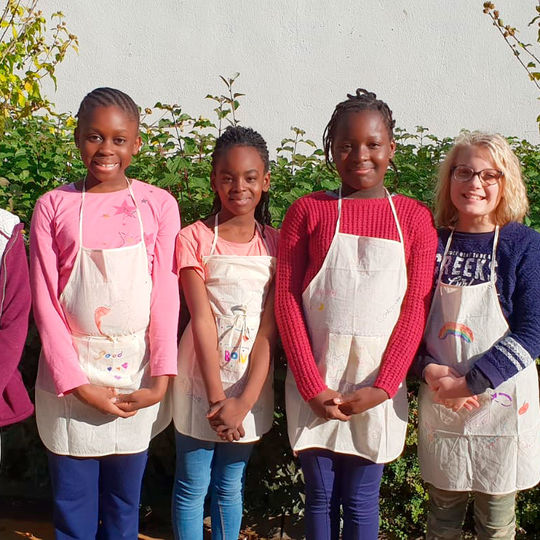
[275,89,437,539]
[30,88,180,538]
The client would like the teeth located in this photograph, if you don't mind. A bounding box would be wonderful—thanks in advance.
[96,163,117,168]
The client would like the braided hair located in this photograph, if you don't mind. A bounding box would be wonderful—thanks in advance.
[210,126,272,228]
[322,88,397,177]
[76,87,140,126]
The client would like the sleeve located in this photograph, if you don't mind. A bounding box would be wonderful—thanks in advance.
[30,197,89,395]
[275,198,327,401]
[374,204,438,397]
[148,192,181,376]
[0,226,31,394]
[176,224,205,281]
[467,233,540,391]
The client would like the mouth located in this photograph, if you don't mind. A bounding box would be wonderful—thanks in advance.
[92,161,120,170]
[463,193,485,201]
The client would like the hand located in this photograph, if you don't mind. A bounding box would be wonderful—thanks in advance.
[115,375,169,413]
[207,397,249,442]
[73,384,137,418]
[433,375,472,400]
[333,386,388,416]
[434,394,480,412]
[308,388,350,421]
[423,363,460,390]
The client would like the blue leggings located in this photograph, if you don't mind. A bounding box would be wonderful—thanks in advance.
[299,448,384,540]
[47,450,148,540]
[172,431,254,540]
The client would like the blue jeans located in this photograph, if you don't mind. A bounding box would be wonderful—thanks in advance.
[172,431,254,540]
[299,448,384,540]
[47,450,148,540]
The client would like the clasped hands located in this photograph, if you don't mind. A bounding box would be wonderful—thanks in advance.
[207,396,251,443]
[423,363,480,412]
[308,386,389,421]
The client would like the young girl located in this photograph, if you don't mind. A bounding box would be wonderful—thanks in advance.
[30,87,180,538]
[171,126,278,539]
[416,132,540,539]
[276,89,438,539]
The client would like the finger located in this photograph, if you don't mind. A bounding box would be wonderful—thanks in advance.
[333,406,351,421]
[238,425,245,438]
[206,404,223,418]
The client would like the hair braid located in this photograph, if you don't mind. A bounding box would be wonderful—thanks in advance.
[210,126,272,232]
[323,88,397,177]
[76,87,140,126]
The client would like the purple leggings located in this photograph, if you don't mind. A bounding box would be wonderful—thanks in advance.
[299,448,384,540]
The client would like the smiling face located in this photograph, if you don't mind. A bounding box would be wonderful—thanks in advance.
[75,105,141,191]
[450,145,502,232]
[211,145,270,220]
[331,110,395,198]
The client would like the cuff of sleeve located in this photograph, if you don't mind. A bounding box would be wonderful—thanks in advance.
[465,368,492,395]
[57,372,90,397]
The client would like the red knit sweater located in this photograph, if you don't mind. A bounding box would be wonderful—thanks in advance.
[275,191,437,401]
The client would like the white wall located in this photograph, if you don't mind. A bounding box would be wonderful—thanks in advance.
[39,1,539,152]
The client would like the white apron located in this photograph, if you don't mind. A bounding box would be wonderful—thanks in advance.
[36,180,168,457]
[418,228,540,494]
[286,189,409,463]
[172,216,275,443]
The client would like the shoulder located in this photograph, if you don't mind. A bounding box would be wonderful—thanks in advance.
[33,184,78,220]
[392,194,434,220]
[178,220,212,245]
[131,179,178,207]
[283,191,335,226]
[499,222,540,259]
[261,225,280,255]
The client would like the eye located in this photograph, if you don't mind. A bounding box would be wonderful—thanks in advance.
[114,138,126,145]
[88,134,102,142]
[369,142,381,149]
[339,143,352,151]
[246,176,258,183]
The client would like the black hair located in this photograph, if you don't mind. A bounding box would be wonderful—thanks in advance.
[76,87,140,126]
[210,125,272,227]
[322,88,398,177]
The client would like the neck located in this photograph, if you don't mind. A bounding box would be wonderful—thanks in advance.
[455,215,497,233]
[83,175,129,193]
[340,184,386,199]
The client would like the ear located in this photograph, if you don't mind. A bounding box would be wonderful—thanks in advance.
[389,139,396,160]
[210,170,217,192]
[74,127,80,149]
[132,136,142,156]
[262,171,271,192]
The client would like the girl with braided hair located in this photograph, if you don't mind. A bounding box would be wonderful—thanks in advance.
[171,126,278,538]
[30,87,180,538]
[276,88,437,539]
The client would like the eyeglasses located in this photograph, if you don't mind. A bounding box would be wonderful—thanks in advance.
[451,165,502,186]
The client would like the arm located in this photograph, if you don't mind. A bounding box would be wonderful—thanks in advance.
[373,204,438,398]
[0,224,31,394]
[181,267,225,404]
[30,197,90,395]
[463,232,540,395]
[275,198,348,421]
[208,281,277,440]
[116,190,180,412]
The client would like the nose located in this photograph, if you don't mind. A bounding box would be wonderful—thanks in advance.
[468,173,484,188]
[351,144,369,162]
[231,177,246,190]
[97,138,114,154]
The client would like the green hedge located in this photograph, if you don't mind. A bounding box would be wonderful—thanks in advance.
[1,103,539,537]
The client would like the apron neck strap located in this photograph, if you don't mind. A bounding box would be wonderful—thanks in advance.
[80,178,144,246]
[210,213,269,256]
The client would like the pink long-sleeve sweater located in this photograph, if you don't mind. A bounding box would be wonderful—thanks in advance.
[30,180,180,396]
[275,191,437,401]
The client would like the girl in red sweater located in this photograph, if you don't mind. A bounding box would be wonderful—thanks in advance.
[275,89,437,539]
